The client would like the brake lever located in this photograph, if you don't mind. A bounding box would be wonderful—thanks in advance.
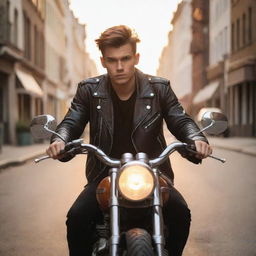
[186,146,226,163]
[208,155,226,163]
[35,139,85,164]
[35,155,51,163]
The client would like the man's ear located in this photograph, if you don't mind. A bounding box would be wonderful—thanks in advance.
[135,53,140,65]
[100,56,106,68]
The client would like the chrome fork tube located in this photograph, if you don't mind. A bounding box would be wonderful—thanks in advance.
[152,168,165,256]
[109,168,120,256]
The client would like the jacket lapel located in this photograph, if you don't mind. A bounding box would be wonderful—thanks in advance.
[133,70,155,131]
[92,75,114,135]
[91,70,155,137]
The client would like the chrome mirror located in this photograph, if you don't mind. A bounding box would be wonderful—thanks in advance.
[30,115,64,141]
[201,111,228,135]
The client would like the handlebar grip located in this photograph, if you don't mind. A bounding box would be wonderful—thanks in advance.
[60,149,66,155]
[187,145,226,163]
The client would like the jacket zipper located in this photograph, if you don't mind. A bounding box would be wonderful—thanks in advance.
[98,117,103,146]
[144,113,161,129]
[131,110,151,152]
[95,99,104,146]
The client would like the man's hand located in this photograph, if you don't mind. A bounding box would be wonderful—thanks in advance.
[46,140,65,159]
[194,140,213,160]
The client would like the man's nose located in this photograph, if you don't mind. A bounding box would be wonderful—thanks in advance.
[117,60,123,71]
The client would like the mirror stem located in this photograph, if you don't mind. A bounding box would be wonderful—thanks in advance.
[191,120,215,137]
[44,125,66,142]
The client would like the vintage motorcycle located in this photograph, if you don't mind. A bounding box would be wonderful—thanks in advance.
[30,111,228,256]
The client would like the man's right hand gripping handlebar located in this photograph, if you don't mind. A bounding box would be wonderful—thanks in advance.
[46,140,66,160]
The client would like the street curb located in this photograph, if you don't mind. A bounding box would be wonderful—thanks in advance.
[0,150,45,170]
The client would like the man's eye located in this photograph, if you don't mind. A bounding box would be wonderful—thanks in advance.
[107,59,115,63]
[122,56,131,61]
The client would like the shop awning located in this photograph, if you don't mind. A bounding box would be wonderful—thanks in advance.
[16,68,43,97]
[193,81,219,105]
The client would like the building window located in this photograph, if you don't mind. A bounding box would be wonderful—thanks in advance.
[246,83,251,124]
[248,7,252,43]
[228,87,235,125]
[40,32,45,69]
[14,9,18,46]
[18,94,31,122]
[59,56,66,82]
[236,18,240,50]
[242,13,246,46]
[34,25,38,65]
[238,84,243,125]
[35,98,43,116]
[47,95,57,117]
[232,22,235,52]
[224,26,228,54]
[23,13,31,60]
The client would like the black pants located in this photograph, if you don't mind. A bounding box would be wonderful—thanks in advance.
[66,182,191,256]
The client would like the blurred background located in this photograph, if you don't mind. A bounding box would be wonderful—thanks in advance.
[0,0,255,149]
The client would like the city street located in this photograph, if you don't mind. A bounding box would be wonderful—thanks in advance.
[0,146,255,256]
[1,1,255,255]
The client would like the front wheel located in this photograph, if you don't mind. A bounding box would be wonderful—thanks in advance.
[125,228,154,256]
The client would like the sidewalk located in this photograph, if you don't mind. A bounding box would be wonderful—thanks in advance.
[208,137,256,157]
[0,137,255,170]
[0,143,47,169]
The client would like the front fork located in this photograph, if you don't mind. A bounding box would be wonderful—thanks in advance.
[109,168,120,256]
[152,168,166,256]
[109,167,165,256]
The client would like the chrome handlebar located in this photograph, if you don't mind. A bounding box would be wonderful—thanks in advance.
[35,141,226,165]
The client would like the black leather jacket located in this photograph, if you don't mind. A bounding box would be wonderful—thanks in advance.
[54,69,207,183]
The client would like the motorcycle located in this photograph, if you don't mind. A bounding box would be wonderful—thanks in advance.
[30,111,228,256]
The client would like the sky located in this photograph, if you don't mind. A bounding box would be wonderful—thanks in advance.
[69,0,182,75]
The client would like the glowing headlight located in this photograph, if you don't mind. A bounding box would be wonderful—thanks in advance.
[117,162,155,201]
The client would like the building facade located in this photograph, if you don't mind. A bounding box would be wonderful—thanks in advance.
[0,0,98,148]
[44,0,67,122]
[157,31,173,82]
[190,0,210,116]
[157,0,193,112]
[226,0,256,136]
[195,0,231,115]
[64,4,98,99]
[0,0,45,145]
[158,0,255,137]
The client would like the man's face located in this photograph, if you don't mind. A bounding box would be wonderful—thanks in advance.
[100,43,140,86]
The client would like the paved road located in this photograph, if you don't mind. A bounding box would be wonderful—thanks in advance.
[0,148,255,256]
[0,155,86,256]
[173,148,256,256]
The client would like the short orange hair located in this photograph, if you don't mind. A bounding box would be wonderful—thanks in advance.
[95,25,140,55]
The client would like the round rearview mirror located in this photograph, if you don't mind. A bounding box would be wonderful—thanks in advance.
[30,115,57,139]
[201,111,228,135]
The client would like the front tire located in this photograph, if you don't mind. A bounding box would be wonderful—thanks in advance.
[125,228,154,256]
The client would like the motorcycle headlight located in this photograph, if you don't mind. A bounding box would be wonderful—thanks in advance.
[117,162,155,201]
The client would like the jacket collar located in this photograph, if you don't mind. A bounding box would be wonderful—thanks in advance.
[135,69,155,99]
[92,69,155,140]
[92,69,155,99]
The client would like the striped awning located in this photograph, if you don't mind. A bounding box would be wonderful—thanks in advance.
[193,81,219,105]
[16,68,43,97]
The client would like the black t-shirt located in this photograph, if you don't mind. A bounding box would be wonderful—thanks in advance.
[110,86,137,159]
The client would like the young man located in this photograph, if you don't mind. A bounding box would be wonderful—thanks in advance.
[47,25,212,256]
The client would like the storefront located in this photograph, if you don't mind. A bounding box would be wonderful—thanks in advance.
[227,64,256,137]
